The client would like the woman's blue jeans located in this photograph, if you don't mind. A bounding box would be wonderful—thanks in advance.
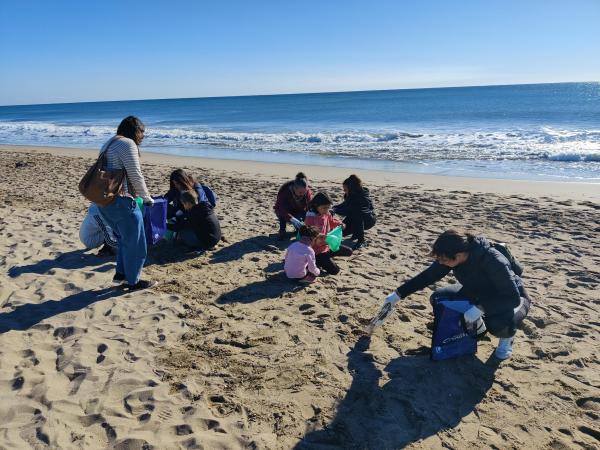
[98,196,147,285]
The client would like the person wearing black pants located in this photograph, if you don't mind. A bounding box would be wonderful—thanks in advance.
[382,230,531,360]
[332,175,376,250]
[315,244,353,275]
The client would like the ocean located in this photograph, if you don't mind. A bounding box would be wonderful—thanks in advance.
[1,82,599,182]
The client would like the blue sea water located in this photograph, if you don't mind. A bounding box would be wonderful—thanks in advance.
[1,82,599,182]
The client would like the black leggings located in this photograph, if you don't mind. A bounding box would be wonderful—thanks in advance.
[430,284,531,338]
[342,212,376,242]
[315,245,353,275]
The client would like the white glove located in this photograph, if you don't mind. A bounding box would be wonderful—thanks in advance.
[463,306,486,335]
[385,291,401,306]
[289,216,304,229]
[143,197,154,206]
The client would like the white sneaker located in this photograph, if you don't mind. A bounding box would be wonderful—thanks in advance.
[495,337,514,360]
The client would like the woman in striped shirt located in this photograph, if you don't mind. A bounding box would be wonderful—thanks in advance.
[97,116,157,291]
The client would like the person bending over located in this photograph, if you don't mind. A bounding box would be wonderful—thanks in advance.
[168,190,222,251]
[304,192,353,275]
[332,174,376,250]
[385,230,530,360]
[274,172,313,240]
[79,203,119,256]
[165,169,218,220]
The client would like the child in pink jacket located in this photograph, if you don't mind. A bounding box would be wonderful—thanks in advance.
[304,192,353,275]
[284,225,321,284]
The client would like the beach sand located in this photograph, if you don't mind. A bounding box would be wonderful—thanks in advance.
[0,144,599,449]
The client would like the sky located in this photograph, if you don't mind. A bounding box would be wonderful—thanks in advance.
[0,0,599,105]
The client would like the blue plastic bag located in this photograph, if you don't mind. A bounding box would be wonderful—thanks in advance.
[143,197,167,246]
[431,299,477,361]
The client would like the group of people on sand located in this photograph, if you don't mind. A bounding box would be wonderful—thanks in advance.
[79,116,222,291]
[80,116,530,360]
[277,172,376,281]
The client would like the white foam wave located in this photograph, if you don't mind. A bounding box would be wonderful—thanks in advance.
[1,121,599,165]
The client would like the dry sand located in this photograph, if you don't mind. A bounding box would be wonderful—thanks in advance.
[0,145,599,449]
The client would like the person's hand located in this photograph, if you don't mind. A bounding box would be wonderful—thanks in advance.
[463,305,485,335]
[143,197,154,206]
[385,291,401,306]
[366,291,402,334]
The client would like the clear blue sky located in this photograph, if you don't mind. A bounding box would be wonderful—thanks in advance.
[1,0,598,105]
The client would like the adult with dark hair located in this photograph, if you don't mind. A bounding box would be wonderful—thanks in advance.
[164,169,218,219]
[273,172,313,240]
[97,116,157,291]
[332,174,376,250]
[383,230,530,359]
[167,190,222,251]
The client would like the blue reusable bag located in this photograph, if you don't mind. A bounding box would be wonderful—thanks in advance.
[431,299,477,361]
[143,197,168,245]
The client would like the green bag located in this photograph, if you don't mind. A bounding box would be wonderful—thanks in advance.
[135,196,144,213]
[325,226,343,252]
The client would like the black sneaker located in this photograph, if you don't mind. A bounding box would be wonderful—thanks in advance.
[353,241,367,250]
[112,272,126,285]
[124,279,158,291]
[98,243,116,257]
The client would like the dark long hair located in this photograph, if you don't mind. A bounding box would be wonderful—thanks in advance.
[343,174,363,195]
[309,192,333,212]
[117,116,145,145]
[431,230,476,259]
[169,169,197,192]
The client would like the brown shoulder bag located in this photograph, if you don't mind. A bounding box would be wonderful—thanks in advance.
[78,137,125,207]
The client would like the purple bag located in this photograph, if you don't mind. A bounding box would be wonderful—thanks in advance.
[143,197,167,245]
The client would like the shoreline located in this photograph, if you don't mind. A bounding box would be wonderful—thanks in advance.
[2,144,599,201]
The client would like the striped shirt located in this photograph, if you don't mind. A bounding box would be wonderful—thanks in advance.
[100,136,151,202]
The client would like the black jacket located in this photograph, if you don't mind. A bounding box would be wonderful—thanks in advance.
[167,202,222,249]
[333,188,375,217]
[396,237,523,315]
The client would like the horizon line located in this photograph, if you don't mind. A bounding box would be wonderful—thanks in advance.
[1,80,598,108]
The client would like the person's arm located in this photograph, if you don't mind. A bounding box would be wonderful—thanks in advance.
[332,197,350,216]
[274,188,293,218]
[306,248,320,276]
[116,139,152,202]
[396,261,450,299]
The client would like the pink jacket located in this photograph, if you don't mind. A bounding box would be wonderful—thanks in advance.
[284,241,320,279]
[304,211,342,254]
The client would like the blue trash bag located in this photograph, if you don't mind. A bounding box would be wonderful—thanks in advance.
[431,299,477,361]
[143,197,168,246]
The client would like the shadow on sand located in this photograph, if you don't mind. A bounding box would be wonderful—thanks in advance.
[8,249,114,278]
[210,235,289,264]
[0,287,125,333]
[296,336,500,449]
[216,273,306,304]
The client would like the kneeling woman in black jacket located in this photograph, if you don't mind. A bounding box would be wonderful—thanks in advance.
[168,190,222,250]
[386,230,530,360]
[332,175,376,250]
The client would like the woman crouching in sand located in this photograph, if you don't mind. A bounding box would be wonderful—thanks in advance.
[381,230,530,360]
[332,174,376,250]
[274,172,313,240]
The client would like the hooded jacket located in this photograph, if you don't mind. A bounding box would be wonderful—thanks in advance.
[274,181,313,219]
[333,187,375,217]
[396,237,524,315]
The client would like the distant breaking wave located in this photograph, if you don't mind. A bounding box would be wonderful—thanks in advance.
[1,120,599,163]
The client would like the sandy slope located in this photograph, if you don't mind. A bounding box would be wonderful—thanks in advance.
[0,147,599,449]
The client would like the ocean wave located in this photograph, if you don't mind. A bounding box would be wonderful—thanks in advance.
[1,120,599,165]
